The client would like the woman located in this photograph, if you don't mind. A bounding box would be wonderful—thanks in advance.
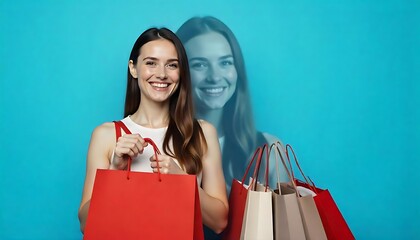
[78,27,228,235]
[177,17,282,193]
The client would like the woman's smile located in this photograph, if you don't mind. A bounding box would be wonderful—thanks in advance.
[200,86,226,96]
[149,81,172,90]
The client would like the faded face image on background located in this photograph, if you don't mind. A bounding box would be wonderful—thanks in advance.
[177,16,282,239]
[176,15,280,171]
[184,32,238,111]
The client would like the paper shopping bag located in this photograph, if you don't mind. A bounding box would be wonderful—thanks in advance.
[286,142,354,240]
[269,142,306,240]
[285,144,327,240]
[240,181,273,240]
[273,184,306,240]
[240,144,273,240]
[222,146,266,240]
[83,170,203,240]
[296,194,327,240]
[295,179,355,240]
[221,177,249,240]
[83,121,204,240]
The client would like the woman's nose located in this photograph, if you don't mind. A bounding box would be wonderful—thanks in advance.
[206,67,222,82]
[156,65,167,80]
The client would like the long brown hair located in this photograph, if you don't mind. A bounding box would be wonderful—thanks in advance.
[125,27,205,174]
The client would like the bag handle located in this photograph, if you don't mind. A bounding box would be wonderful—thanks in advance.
[254,143,270,192]
[285,144,318,193]
[239,144,271,192]
[113,121,162,181]
[268,142,300,196]
[239,146,263,193]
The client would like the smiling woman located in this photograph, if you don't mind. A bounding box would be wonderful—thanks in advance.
[177,17,283,239]
[78,27,228,235]
[177,17,283,193]
[128,39,181,104]
[186,32,238,110]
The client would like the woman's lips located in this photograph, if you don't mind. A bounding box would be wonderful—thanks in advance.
[150,82,169,88]
[200,87,225,96]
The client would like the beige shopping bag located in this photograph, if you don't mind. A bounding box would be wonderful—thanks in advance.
[222,146,271,240]
[296,194,327,240]
[270,142,306,240]
[273,184,306,240]
[240,144,274,240]
[285,144,327,240]
[240,182,273,240]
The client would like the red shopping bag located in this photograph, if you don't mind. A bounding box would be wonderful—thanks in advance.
[221,146,265,240]
[83,121,204,240]
[286,144,355,240]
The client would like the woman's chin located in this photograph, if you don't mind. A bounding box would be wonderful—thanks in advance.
[199,101,229,111]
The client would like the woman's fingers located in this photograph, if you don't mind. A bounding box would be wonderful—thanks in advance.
[150,159,169,168]
[150,155,182,174]
[112,134,147,170]
[115,134,147,157]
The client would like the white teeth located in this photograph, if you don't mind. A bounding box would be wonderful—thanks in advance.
[204,88,224,93]
[151,83,169,88]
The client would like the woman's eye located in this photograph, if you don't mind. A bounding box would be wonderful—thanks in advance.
[220,60,234,67]
[145,61,157,66]
[191,62,208,71]
[166,63,178,69]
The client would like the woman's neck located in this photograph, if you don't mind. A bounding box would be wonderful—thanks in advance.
[197,108,224,137]
[131,100,170,128]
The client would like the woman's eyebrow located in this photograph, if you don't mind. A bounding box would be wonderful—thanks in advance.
[142,57,158,61]
[142,57,178,62]
[219,55,233,60]
[189,55,233,62]
[189,57,208,61]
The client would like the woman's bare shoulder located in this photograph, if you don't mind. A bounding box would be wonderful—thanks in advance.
[88,122,118,160]
[197,119,217,137]
[262,132,281,144]
[92,122,115,137]
[88,122,119,149]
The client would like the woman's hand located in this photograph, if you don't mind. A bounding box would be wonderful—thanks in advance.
[149,154,186,174]
[110,134,148,170]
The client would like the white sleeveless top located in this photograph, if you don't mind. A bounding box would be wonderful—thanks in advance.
[116,116,202,184]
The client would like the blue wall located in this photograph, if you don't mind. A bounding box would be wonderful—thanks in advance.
[1,0,418,239]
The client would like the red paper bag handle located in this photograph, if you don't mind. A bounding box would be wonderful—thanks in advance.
[253,144,270,192]
[113,121,162,181]
[240,146,263,192]
[240,144,270,192]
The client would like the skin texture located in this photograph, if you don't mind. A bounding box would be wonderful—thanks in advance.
[78,38,228,234]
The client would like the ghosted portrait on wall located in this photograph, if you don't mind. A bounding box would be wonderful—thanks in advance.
[177,16,283,195]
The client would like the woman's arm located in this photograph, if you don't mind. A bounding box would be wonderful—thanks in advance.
[199,120,229,234]
[78,122,115,232]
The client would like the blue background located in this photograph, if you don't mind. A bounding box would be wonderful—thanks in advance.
[1,0,419,239]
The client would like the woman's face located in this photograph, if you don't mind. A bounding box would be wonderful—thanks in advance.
[184,32,238,110]
[129,39,180,104]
